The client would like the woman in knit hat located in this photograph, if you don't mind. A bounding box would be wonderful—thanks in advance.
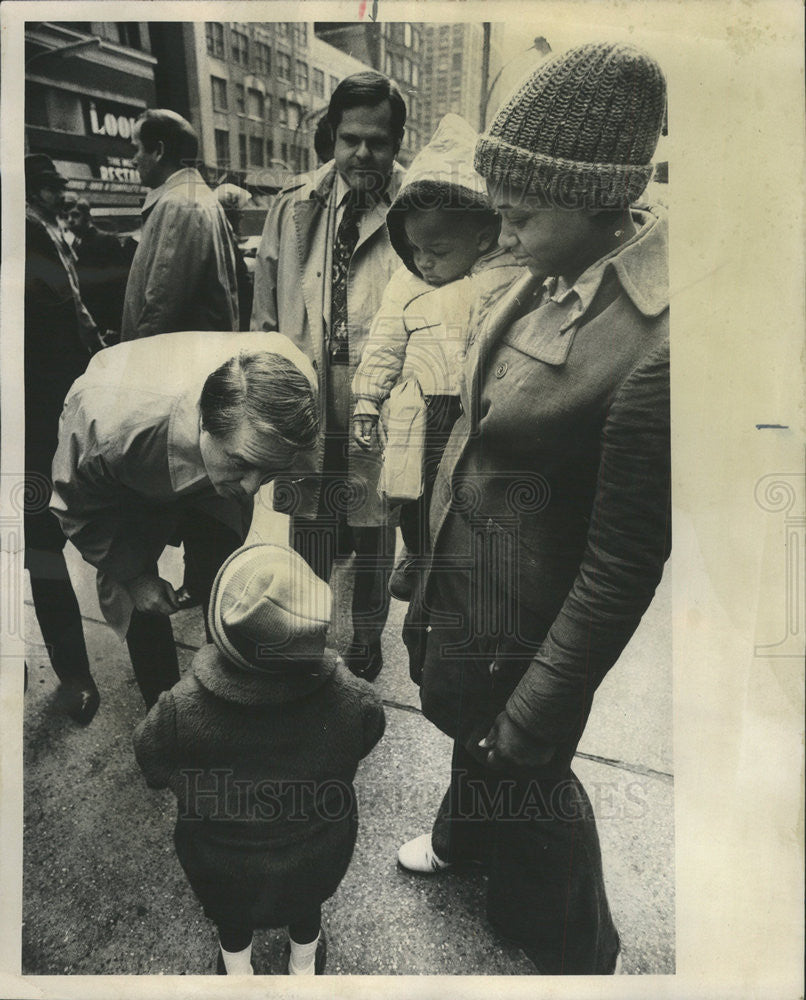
[133,542,385,975]
[396,43,671,975]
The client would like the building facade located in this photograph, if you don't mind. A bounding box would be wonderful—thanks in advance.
[160,22,374,194]
[419,22,486,138]
[25,21,155,228]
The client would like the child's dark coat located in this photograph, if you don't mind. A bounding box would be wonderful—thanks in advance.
[133,646,385,928]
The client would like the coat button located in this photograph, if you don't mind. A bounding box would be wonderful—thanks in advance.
[495,361,508,378]
[311,359,318,370]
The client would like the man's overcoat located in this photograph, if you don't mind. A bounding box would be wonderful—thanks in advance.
[251,161,404,525]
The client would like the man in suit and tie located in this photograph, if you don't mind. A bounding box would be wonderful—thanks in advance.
[251,71,406,681]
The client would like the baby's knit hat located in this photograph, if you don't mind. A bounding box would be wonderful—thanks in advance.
[207,543,332,671]
[475,42,666,208]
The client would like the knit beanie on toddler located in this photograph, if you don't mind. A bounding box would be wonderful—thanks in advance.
[475,42,666,209]
[207,542,332,671]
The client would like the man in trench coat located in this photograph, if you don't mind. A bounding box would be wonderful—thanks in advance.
[50,331,318,709]
[251,71,405,681]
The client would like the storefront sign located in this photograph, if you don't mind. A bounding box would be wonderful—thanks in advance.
[99,155,140,183]
[84,99,142,142]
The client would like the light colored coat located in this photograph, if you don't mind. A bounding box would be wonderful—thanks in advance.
[50,331,316,638]
[352,252,523,410]
[122,168,240,340]
[251,161,404,524]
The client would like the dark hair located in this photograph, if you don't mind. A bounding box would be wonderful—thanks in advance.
[313,113,335,164]
[74,198,91,215]
[387,185,501,273]
[200,351,319,452]
[327,71,406,144]
[135,109,199,166]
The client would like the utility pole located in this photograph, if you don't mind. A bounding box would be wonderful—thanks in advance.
[478,23,491,132]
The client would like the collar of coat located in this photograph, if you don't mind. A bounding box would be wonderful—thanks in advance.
[279,159,405,210]
[140,167,208,216]
[552,206,669,321]
[192,642,339,705]
[167,388,209,492]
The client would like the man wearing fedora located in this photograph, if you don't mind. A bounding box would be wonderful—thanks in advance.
[50,331,319,710]
[24,153,103,724]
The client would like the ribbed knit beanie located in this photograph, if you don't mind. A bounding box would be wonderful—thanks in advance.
[207,543,332,671]
[475,43,666,208]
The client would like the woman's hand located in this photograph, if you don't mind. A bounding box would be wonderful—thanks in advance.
[479,711,555,771]
[352,414,378,451]
[126,573,180,616]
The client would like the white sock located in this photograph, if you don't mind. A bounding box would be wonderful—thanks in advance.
[288,932,319,975]
[220,940,254,975]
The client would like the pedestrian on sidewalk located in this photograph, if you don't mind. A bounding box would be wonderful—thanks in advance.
[24,154,103,724]
[133,542,385,975]
[122,109,240,340]
[49,331,318,710]
[397,42,671,975]
[251,71,407,683]
[66,197,131,344]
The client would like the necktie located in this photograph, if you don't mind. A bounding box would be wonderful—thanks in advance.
[330,191,362,364]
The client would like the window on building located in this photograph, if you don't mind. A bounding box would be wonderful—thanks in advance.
[265,94,273,119]
[43,88,83,134]
[312,68,325,98]
[293,23,308,46]
[277,51,291,80]
[239,133,247,168]
[278,99,288,125]
[411,64,419,87]
[214,129,230,166]
[205,22,225,58]
[280,141,288,163]
[384,53,393,77]
[250,135,264,166]
[255,41,271,75]
[248,88,264,118]
[276,22,289,38]
[403,24,413,47]
[117,23,143,50]
[266,137,274,162]
[235,83,245,114]
[295,60,308,91]
[231,29,249,65]
[286,103,300,129]
[452,52,462,71]
[211,76,228,111]
[411,26,421,53]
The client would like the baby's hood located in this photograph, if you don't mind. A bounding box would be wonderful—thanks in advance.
[388,114,492,276]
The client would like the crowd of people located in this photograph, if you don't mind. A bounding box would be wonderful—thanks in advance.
[24,42,671,977]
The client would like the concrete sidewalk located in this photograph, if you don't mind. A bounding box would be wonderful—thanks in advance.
[21,494,674,976]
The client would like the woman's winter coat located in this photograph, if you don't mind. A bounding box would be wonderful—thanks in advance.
[420,206,672,756]
[133,647,385,928]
